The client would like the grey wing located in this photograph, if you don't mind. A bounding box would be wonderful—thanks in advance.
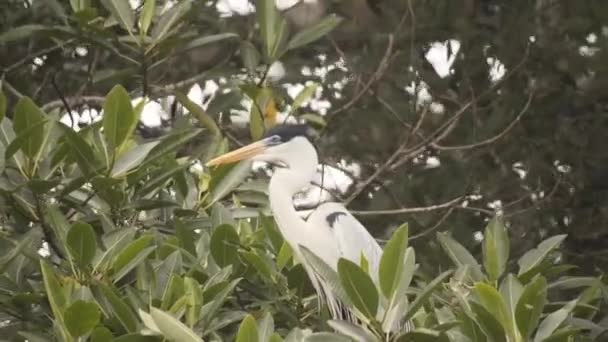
[308,202,383,281]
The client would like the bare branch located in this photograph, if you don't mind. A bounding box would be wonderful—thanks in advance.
[435,91,534,151]
[350,196,464,216]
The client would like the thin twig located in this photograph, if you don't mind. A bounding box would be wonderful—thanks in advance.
[41,96,105,112]
[409,206,456,241]
[327,34,395,119]
[51,73,75,127]
[435,91,534,151]
[350,196,464,216]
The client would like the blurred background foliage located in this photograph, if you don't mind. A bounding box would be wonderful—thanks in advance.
[0,0,607,340]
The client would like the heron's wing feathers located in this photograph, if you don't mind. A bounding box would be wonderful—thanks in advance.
[307,202,383,281]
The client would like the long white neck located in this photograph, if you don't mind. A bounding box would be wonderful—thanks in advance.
[268,138,318,240]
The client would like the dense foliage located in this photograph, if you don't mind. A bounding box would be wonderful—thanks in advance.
[0,0,607,341]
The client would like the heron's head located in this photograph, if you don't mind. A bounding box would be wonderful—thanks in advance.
[205,124,318,168]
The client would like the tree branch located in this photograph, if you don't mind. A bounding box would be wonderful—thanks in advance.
[350,195,464,216]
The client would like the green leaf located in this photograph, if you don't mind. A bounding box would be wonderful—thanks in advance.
[97,283,138,332]
[184,277,203,327]
[200,278,242,327]
[240,250,273,280]
[474,282,514,338]
[533,300,577,342]
[499,274,523,340]
[403,270,452,322]
[379,224,408,298]
[150,0,192,43]
[111,234,154,280]
[5,119,48,160]
[236,314,259,342]
[139,0,155,36]
[256,0,289,60]
[518,235,567,278]
[101,0,135,34]
[286,14,343,51]
[178,33,240,54]
[66,221,97,267]
[483,217,509,282]
[327,320,378,342]
[150,307,203,342]
[111,141,160,177]
[0,89,5,123]
[12,97,47,159]
[437,232,484,281]
[290,83,318,114]
[516,276,547,339]
[59,124,101,177]
[210,224,240,268]
[304,333,352,342]
[64,300,100,337]
[207,160,253,206]
[90,326,113,342]
[103,85,137,151]
[338,258,379,319]
[383,247,416,331]
[176,92,219,135]
[39,260,66,317]
[241,40,261,73]
[258,312,274,342]
[0,25,49,44]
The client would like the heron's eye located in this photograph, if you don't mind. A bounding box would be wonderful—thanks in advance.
[267,135,282,145]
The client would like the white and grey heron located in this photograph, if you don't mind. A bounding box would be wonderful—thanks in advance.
[206,124,383,319]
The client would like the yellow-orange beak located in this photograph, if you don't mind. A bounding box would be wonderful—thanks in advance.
[205,140,268,167]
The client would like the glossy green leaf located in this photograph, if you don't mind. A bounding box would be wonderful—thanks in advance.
[0,89,5,123]
[90,326,113,342]
[241,40,261,72]
[176,92,219,135]
[483,216,509,282]
[256,0,288,60]
[111,234,154,280]
[303,332,352,342]
[499,274,523,340]
[66,221,97,267]
[518,235,567,278]
[290,83,318,114]
[111,141,160,177]
[150,0,192,42]
[403,270,452,322]
[210,224,240,267]
[379,224,408,298]
[101,0,135,34]
[178,33,239,54]
[103,85,137,151]
[150,307,203,342]
[139,0,155,36]
[12,97,47,159]
[286,14,343,51]
[0,24,49,44]
[5,119,48,160]
[338,258,378,319]
[97,283,138,332]
[236,314,259,342]
[327,320,378,342]
[437,232,484,281]
[257,312,274,342]
[276,241,293,271]
[64,300,100,337]
[207,160,253,206]
[474,282,514,338]
[240,250,273,280]
[516,275,547,339]
[59,124,101,177]
[534,300,577,342]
